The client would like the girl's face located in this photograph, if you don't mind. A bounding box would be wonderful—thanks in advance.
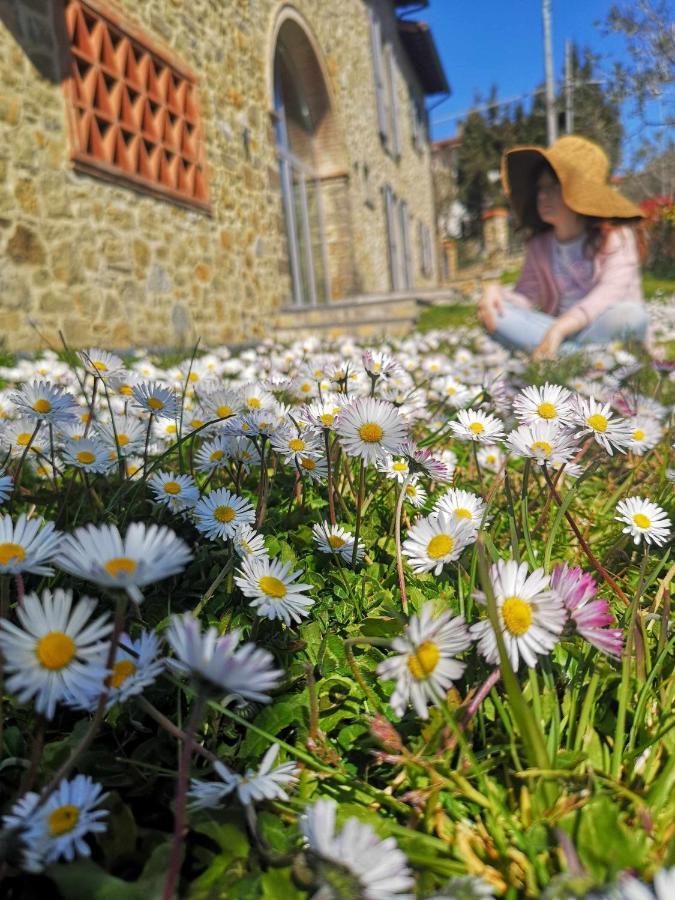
[536,170,581,233]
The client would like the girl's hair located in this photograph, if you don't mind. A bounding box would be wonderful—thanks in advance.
[521,159,647,262]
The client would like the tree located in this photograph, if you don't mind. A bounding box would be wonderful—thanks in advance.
[563,45,623,169]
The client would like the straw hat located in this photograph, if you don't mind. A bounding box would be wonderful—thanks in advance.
[502,135,644,226]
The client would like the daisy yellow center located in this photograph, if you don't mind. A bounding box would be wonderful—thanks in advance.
[0,543,26,566]
[104,557,137,578]
[214,505,235,523]
[191,419,203,429]
[469,422,484,435]
[210,450,225,462]
[406,484,417,497]
[587,413,608,433]
[36,631,76,670]
[502,596,533,636]
[486,455,496,463]
[92,361,108,373]
[300,457,316,470]
[531,440,553,457]
[48,804,80,837]
[147,397,165,410]
[300,383,312,393]
[455,508,472,520]
[258,575,287,598]
[392,462,407,472]
[33,399,52,414]
[216,405,232,417]
[17,433,32,446]
[407,641,440,680]
[427,534,453,559]
[108,659,136,689]
[188,372,200,382]
[327,535,346,548]
[247,397,261,409]
[633,513,651,529]
[165,424,177,434]
[632,429,645,441]
[117,434,129,447]
[537,402,556,419]
[288,438,305,452]
[76,450,96,465]
[320,414,334,427]
[119,385,133,396]
[358,422,383,443]
[446,386,457,395]
[163,481,182,495]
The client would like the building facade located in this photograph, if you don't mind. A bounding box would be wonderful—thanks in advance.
[0,0,448,350]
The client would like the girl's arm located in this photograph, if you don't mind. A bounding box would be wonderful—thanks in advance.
[568,226,642,326]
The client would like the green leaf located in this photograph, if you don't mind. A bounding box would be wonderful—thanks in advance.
[261,867,304,899]
[240,691,309,756]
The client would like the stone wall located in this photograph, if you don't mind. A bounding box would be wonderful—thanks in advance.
[0,0,440,351]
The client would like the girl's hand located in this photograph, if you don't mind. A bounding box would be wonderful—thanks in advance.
[532,324,565,361]
[477,284,504,332]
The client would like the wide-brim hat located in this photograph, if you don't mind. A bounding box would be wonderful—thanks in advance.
[502,135,644,226]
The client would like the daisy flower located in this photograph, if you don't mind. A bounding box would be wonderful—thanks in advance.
[239,382,276,411]
[55,522,193,603]
[303,394,349,431]
[270,426,322,464]
[400,439,454,482]
[470,560,566,670]
[108,370,142,401]
[571,396,632,455]
[4,775,108,872]
[193,488,255,540]
[96,415,146,458]
[78,348,124,379]
[432,488,488,534]
[402,513,475,575]
[301,797,414,899]
[312,522,364,565]
[1,417,48,458]
[131,382,178,420]
[199,387,243,421]
[362,349,400,380]
[148,471,200,512]
[377,455,411,483]
[0,513,62,576]
[166,613,282,702]
[615,497,671,547]
[0,589,111,719]
[404,479,427,509]
[477,444,504,473]
[428,876,497,899]
[189,743,299,809]
[235,555,314,625]
[61,436,115,474]
[335,397,407,463]
[194,435,231,473]
[434,375,471,408]
[0,472,13,504]
[449,408,505,443]
[10,380,78,424]
[512,382,575,426]
[550,564,623,658]
[297,453,328,483]
[626,417,663,455]
[506,421,579,466]
[232,523,267,560]
[377,603,471,718]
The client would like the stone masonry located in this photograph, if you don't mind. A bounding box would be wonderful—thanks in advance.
[0,0,442,350]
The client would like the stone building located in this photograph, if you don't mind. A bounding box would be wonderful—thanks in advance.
[0,0,448,350]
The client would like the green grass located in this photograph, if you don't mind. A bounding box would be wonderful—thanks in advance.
[416,303,475,332]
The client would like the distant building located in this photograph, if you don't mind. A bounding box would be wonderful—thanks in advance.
[0,0,449,349]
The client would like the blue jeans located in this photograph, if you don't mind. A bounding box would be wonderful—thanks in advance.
[489,301,648,354]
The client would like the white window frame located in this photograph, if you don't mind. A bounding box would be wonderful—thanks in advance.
[369,6,401,158]
[418,221,433,278]
[368,7,388,142]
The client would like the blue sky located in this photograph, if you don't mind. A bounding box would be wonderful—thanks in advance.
[421,0,670,169]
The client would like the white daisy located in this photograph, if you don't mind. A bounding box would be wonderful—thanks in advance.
[449,408,505,443]
[402,512,475,575]
[506,421,579,466]
[434,375,471,408]
[477,444,504,472]
[432,488,487,534]
[61,436,115,474]
[232,524,268,560]
[270,426,322,464]
[0,589,111,719]
[400,440,454,482]
[148,471,200,512]
[4,775,108,872]
[96,415,146,458]
[78,348,124,379]
[193,435,231,473]
[376,455,411,483]
[0,513,62,576]
[615,497,671,547]
[301,797,414,899]
[404,479,427,509]
[131,382,178,420]
[512,382,575,426]
[335,397,407,463]
[625,417,663,455]
[199,386,243,421]
[1,418,48,458]
[166,613,282,702]
[377,603,471,718]
[235,555,314,625]
[362,349,400,380]
[193,488,255,540]
[0,473,12,504]
[189,743,299,809]
[296,453,328,483]
[571,396,632,455]
[10,380,78,424]
[470,560,566,670]
[303,394,349,431]
[312,522,364,564]
[55,522,193,603]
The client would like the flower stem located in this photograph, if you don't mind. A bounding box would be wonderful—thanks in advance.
[9,420,41,511]
[394,474,412,615]
[462,666,501,727]
[351,460,366,568]
[324,430,336,526]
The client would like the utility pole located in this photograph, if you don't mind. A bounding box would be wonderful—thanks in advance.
[565,39,574,134]
[542,0,557,144]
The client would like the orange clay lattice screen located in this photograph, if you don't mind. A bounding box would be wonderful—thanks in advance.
[63,0,209,209]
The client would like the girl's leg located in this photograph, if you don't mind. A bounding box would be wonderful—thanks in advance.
[573,302,648,346]
[488,302,559,354]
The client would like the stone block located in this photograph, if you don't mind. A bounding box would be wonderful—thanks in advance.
[0,95,19,126]
[6,224,46,265]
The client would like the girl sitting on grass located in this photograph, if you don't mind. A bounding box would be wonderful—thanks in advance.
[477,135,647,360]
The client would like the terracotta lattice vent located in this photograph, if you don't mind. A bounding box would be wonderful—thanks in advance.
[63,0,209,210]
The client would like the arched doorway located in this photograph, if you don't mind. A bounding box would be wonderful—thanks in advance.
[272,13,355,306]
